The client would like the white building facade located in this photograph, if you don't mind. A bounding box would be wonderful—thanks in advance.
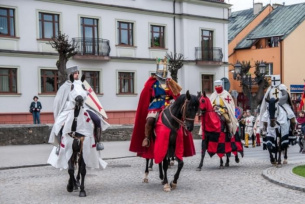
[0,0,230,124]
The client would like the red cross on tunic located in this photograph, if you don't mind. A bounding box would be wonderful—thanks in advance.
[224,95,232,104]
[246,120,251,125]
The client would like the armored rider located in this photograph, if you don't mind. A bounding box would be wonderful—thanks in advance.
[129,57,182,154]
[49,65,106,152]
[209,80,238,136]
[260,75,296,135]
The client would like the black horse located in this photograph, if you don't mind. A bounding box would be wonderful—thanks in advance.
[143,91,199,192]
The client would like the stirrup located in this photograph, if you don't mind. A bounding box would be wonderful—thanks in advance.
[96,142,104,151]
[142,137,150,147]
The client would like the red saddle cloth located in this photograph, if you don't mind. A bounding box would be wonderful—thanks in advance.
[202,112,243,158]
[154,114,196,164]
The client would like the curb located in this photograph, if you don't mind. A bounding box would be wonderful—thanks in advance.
[262,164,305,192]
[0,155,137,171]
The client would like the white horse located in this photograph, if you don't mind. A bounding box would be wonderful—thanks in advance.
[48,75,107,197]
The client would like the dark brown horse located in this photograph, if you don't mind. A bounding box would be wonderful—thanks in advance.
[143,91,199,192]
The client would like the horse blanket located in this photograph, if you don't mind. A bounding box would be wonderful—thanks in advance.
[202,111,243,158]
[138,112,196,163]
[262,105,291,152]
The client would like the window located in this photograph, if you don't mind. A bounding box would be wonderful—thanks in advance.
[0,7,15,37]
[81,17,98,54]
[41,69,58,93]
[83,71,100,93]
[201,30,213,61]
[117,21,133,46]
[0,68,17,93]
[265,63,273,75]
[39,12,59,39]
[201,74,213,93]
[118,72,134,94]
[151,25,165,48]
[267,37,279,47]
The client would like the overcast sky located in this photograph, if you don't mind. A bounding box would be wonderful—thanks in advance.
[227,0,305,11]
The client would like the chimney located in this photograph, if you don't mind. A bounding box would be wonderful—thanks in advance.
[253,2,263,15]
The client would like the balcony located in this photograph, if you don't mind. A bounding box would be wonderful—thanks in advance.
[195,47,223,66]
[203,0,225,3]
[72,37,111,60]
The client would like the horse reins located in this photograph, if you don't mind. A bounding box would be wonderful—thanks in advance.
[163,98,193,131]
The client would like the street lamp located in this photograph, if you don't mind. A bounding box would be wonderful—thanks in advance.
[258,61,266,74]
[233,60,267,111]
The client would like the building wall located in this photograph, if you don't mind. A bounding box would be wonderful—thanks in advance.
[0,0,229,124]
[282,20,305,88]
[228,5,273,57]
[229,46,281,92]
[228,5,273,92]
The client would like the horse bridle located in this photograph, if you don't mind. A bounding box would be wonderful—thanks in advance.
[163,98,193,130]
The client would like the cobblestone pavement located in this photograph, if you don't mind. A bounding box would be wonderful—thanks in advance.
[1,144,305,204]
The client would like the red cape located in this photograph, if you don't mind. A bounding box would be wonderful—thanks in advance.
[129,77,156,156]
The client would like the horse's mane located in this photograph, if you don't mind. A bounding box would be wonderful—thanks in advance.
[173,93,199,109]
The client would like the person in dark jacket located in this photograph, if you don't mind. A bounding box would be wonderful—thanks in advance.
[30,96,42,124]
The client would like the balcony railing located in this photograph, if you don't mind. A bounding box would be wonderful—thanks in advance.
[195,47,223,62]
[203,0,225,3]
[72,37,111,56]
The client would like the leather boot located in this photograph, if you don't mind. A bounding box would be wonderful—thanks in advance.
[95,127,104,151]
[142,118,155,147]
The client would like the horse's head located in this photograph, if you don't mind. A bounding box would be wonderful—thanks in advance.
[181,90,199,131]
[265,97,279,127]
[199,91,212,112]
[69,74,87,108]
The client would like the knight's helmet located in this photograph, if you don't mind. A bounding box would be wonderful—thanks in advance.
[155,57,168,80]
[268,75,281,88]
[66,65,79,78]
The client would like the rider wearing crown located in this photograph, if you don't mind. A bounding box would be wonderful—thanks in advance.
[129,57,182,156]
[209,80,238,135]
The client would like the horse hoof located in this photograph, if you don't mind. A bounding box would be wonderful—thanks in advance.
[143,178,149,183]
[148,167,153,171]
[235,158,240,163]
[196,167,202,171]
[170,161,174,166]
[79,190,86,197]
[276,164,282,168]
[225,163,229,167]
[283,160,288,164]
[67,183,73,193]
[170,181,177,190]
[73,185,78,191]
[163,183,171,192]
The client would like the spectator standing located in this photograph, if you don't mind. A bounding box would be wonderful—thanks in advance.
[30,96,42,124]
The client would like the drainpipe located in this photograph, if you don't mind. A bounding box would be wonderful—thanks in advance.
[280,40,283,83]
[173,0,176,54]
